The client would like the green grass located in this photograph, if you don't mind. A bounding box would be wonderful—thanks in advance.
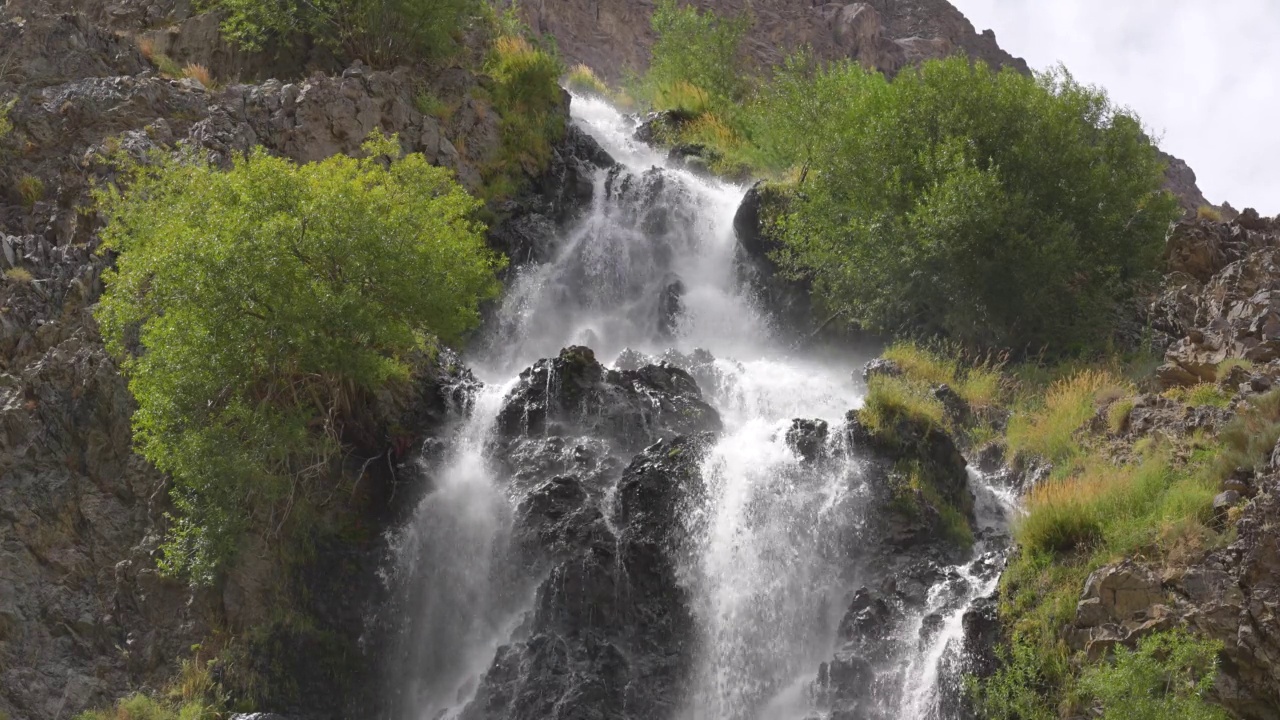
[860,374,946,438]
[1164,383,1231,408]
[413,90,451,120]
[74,693,218,720]
[17,174,44,209]
[1007,369,1130,465]
[1106,397,1135,434]
[565,63,609,97]
[1208,388,1280,484]
[1195,204,1223,222]
[1079,629,1228,720]
[882,341,1005,408]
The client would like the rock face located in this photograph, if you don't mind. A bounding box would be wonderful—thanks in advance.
[1151,212,1280,387]
[522,0,1029,83]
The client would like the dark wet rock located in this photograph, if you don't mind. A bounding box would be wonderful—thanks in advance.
[633,110,682,145]
[862,358,904,381]
[495,346,722,451]
[932,383,971,426]
[787,418,830,462]
[462,434,711,720]
[658,276,686,337]
[732,183,816,339]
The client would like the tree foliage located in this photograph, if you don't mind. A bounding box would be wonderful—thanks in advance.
[95,133,503,582]
[204,0,482,66]
[758,56,1179,353]
[643,0,751,111]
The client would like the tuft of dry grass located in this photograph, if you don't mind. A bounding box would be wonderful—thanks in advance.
[4,267,33,283]
[182,63,213,88]
[651,79,712,115]
[137,36,157,62]
[1196,204,1223,222]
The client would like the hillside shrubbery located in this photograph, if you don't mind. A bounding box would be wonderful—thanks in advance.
[765,58,1180,353]
[205,0,482,66]
[95,133,503,583]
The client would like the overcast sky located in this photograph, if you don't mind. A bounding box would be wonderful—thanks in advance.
[949,0,1279,215]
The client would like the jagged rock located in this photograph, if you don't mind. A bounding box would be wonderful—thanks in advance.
[733,183,815,338]
[786,418,830,462]
[862,358,904,381]
[495,347,722,451]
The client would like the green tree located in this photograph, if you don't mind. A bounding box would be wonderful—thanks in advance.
[95,133,503,582]
[769,57,1179,353]
[643,0,751,111]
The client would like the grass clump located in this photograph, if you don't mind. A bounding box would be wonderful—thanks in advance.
[74,693,218,720]
[1079,629,1228,720]
[1106,397,1135,434]
[182,63,215,88]
[413,90,451,120]
[1195,204,1224,222]
[1007,369,1130,465]
[4,267,32,283]
[0,96,13,140]
[1208,388,1280,485]
[482,33,566,197]
[1216,357,1253,377]
[565,63,609,97]
[882,341,1005,408]
[17,174,44,209]
[860,374,946,438]
[1186,383,1231,408]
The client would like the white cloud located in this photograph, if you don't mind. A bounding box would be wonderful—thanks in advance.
[950,0,1280,214]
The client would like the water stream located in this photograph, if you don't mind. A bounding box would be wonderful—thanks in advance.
[385,95,1014,720]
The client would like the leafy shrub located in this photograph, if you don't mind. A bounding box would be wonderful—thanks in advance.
[643,0,750,110]
[95,133,503,582]
[413,90,450,120]
[1079,629,1227,720]
[204,0,482,66]
[770,58,1180,353]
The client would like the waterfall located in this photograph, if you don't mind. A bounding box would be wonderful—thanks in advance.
[383,94,1014,720]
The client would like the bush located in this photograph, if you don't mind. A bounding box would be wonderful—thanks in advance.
[204,0,482,66]
[770,58,1180,353]
[643,0,750,110]
[95,132,503,582]
[483,34,566,192]
[1079,629,1227,720]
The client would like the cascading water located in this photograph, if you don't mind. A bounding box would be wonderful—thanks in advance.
[384,94,1015,720]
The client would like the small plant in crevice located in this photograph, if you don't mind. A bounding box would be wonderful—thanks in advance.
[1195,204,1223,222]
[565,63,608,97]
[182,63,215,88]
[16,174,44,209]
[4,267,33,283]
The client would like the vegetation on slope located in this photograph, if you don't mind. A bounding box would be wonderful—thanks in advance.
[95,132,502,583]
[203,0,484,66]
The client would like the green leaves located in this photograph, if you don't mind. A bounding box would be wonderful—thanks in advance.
[1079,630,1227,720]
[644,0,751,111]
[764,57,1180,353]
[95,135,502,582]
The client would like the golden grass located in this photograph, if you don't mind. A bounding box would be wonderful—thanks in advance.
[3,267,32,283]
[651,79,712,115]
[182,63,213,88]
[1196,204,1223,222]
[860,374,946,436]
